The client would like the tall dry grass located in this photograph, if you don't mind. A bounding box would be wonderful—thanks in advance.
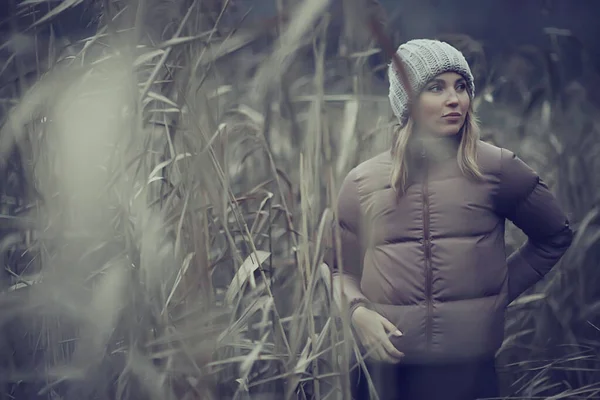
[0,1,599,399]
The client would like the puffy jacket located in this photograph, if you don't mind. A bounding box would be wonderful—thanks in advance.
[324,135,573,364]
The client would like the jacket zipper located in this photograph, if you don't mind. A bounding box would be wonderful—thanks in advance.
[421,147,433,352]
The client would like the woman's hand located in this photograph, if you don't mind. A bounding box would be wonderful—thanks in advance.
[351,306,405,363]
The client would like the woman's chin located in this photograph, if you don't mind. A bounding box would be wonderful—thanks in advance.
[435,129,461,137]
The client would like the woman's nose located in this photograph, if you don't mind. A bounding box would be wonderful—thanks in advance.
[446,90,459,105]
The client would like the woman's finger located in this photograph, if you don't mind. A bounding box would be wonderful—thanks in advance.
[361,339,375,356]
[378,315,403,337]
[381,337,404,361]
[374,345,390,363]
[377,346,397,364]
[366,341,385,362]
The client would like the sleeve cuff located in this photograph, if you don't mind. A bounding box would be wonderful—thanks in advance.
[348,298,372,318]
[507,250,544,303]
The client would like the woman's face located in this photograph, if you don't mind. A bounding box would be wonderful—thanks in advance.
[414,72,470,137]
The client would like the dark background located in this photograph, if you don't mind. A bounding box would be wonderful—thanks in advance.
[1,0,599,63]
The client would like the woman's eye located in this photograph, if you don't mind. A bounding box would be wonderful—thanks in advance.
[428,85,442,92]
[456,83,467,91]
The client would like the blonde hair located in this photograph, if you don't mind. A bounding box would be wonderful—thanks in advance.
[390,108,483,195]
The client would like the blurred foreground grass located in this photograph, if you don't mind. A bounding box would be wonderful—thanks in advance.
[0,1,599,399]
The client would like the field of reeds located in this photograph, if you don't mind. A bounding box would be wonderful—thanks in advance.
[1,1,599,399]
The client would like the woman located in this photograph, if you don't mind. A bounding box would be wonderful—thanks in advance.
[324,39,573,400]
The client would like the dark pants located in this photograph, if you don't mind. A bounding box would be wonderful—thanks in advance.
[351,357,500,400]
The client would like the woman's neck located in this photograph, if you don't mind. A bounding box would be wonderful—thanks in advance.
[409,132,462,161]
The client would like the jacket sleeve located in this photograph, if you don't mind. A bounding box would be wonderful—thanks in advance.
[323,169,370,317]
[496,149,574,303]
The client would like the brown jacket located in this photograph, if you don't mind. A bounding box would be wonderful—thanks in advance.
[324,135,573,364]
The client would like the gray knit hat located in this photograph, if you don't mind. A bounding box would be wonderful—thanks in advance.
[388,39,475,125]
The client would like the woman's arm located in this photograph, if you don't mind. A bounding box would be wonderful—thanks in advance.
[497,149,574,303]
[323,169,405,364]
[323,169,371,317]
